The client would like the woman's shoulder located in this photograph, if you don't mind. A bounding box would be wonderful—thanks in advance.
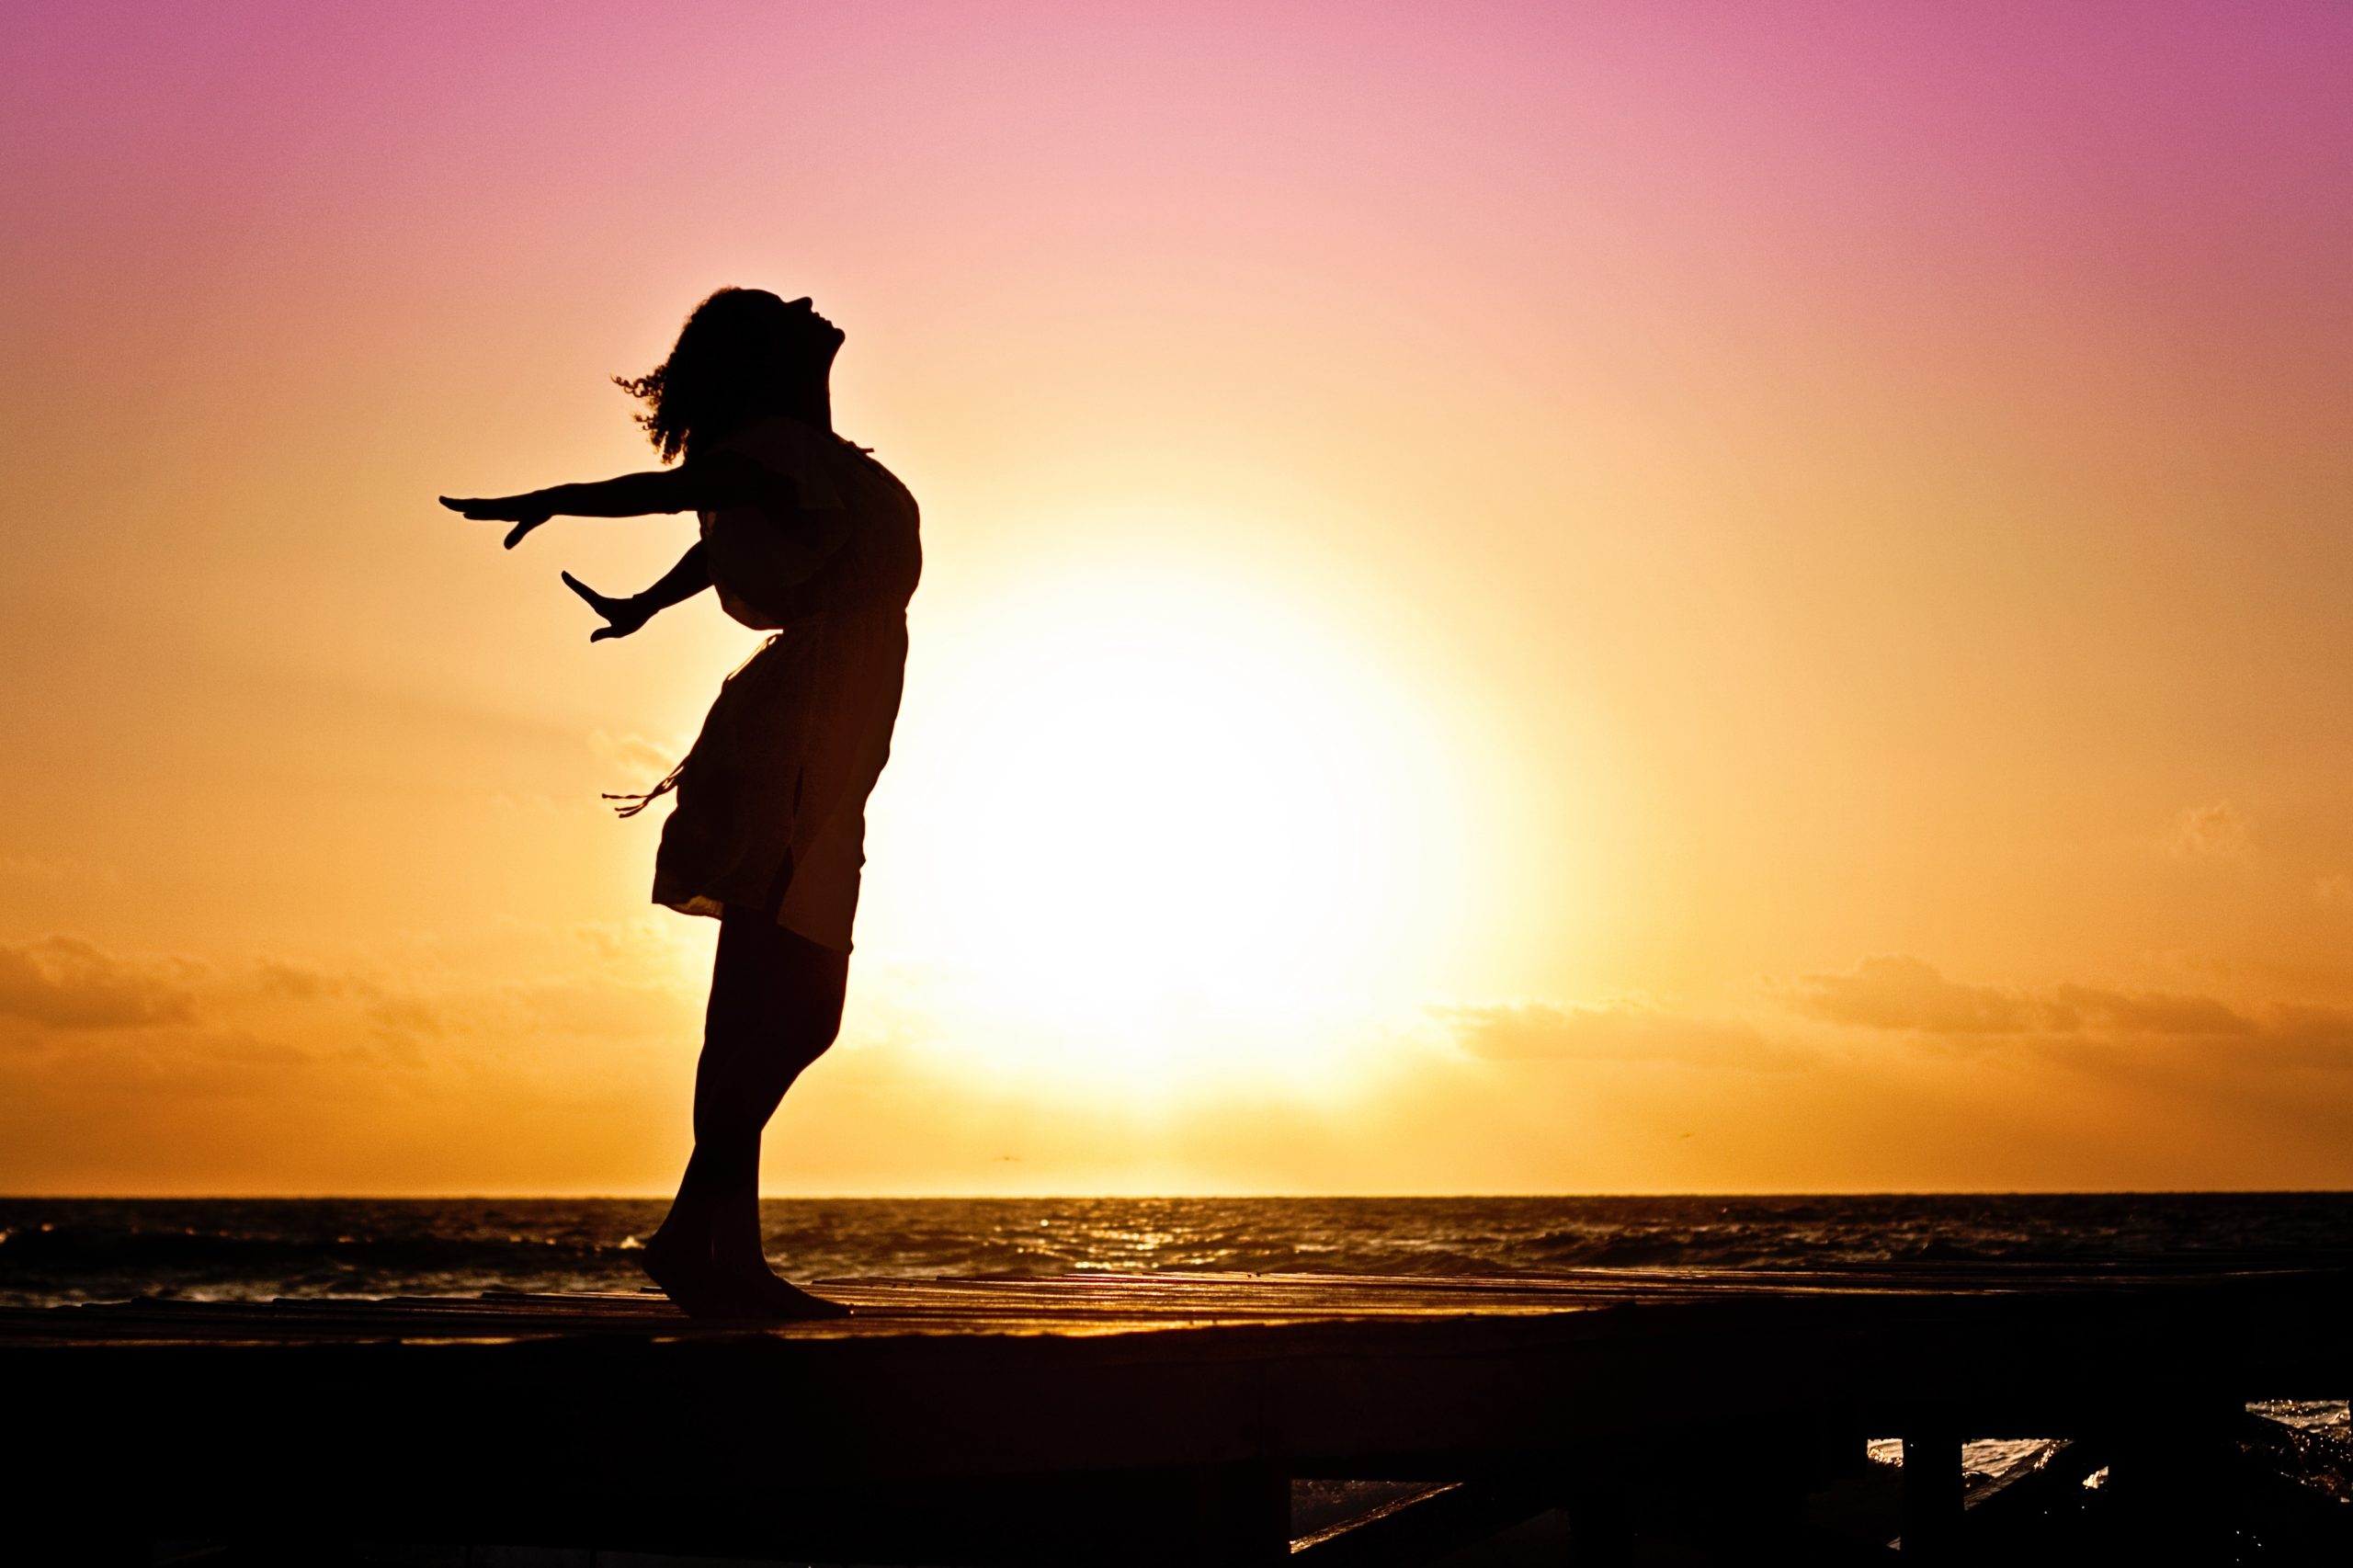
[720,415,881,472]
[707,416,914,523]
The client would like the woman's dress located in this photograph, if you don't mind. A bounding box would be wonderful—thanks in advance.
[625,415,920,953]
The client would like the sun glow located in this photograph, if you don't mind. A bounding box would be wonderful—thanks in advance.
[870,551,1484,1100]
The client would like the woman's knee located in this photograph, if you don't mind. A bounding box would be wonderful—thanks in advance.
[699,1013,834,1102]
[763,1017,838,1081]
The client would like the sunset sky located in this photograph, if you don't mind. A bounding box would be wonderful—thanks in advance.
[4,1,2349,1195]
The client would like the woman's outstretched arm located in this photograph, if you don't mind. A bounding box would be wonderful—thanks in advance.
[441,450,802,549]
[563,542,712,642]
[441,470,694,549]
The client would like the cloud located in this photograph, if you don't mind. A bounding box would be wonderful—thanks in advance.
[1788,955,2037,1034]
[2264,1006,2353,1067]
[590,730,685,784]
[1788,956,2262,1040]
[2168,799,2253,859]
[364,994,450,1038]
[250,960,452,1044]
[1785,956,2348,1067]
[237,929,704,1055]
[2046,983,2255,1037]
[1437,999,1798,1070]
[0,936,199,1029]
[1450,964,2330,1074]
[253,959,381,1002]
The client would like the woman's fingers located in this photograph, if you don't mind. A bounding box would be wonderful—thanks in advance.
[563,572,642,642]
[438,495,550,543]
[562,571,623,616]
[445,521,648,639]
[588,614,644,642]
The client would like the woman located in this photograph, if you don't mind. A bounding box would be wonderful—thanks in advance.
[442,288,921,1318]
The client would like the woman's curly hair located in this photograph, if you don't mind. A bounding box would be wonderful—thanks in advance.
[613,288,809,464]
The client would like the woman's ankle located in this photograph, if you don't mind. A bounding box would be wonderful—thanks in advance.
[643,1223,705,1257]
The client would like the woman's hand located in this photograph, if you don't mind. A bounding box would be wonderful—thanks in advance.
[562,572,654,642]
[439,494,553,550]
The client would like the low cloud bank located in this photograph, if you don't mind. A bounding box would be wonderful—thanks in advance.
[1789,955,2351,1064]
[1436,998,1798,1070]
[0,936,199,1030]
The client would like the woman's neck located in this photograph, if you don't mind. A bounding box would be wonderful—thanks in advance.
[780,383,833,434]
[703,388,833,452]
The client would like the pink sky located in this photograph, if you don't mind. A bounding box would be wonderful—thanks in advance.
[4,3,2349,1193]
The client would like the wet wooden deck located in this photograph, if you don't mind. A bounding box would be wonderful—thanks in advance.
[8,1266,2350,1563]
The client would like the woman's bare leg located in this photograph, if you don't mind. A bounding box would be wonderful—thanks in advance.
[642,905,847,1317]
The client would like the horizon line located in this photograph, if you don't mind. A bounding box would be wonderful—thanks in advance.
[6,1187,2349,1202]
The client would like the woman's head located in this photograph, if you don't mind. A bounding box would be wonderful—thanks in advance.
[615,288,845,462]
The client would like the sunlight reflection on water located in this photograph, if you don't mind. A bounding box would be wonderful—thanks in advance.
[5,1194,2347,1310]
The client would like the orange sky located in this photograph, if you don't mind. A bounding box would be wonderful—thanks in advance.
[4,2,2349,1194]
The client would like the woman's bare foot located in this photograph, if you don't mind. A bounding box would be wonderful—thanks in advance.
[644,1229,849,1320]
[727,1261,854,1320]
[639,1231,756,1319]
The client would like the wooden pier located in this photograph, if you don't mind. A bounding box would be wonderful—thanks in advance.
[6,1264,2350,1564]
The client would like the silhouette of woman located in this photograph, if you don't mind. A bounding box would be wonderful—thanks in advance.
[442,289,920,1317]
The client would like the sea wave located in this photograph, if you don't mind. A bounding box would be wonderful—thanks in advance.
[3,1193,2349,1307]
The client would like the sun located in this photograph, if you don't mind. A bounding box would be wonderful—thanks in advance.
[862,551,1489,1102]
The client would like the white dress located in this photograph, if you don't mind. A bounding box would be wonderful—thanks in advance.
[625,415,921,952]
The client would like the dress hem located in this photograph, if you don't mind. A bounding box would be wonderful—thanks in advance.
[654,892,855,955]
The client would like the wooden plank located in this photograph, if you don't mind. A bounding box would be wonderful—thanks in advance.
[1288,1477,1556,1565]
[6,1267,2350,1565]
[2234,1414,2353,1560]
[1953,1437,2109,1558]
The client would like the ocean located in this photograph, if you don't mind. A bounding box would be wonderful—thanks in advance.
[6,1191,2351,1311]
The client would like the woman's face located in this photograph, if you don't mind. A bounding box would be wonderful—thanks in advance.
[780,296,847,368]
